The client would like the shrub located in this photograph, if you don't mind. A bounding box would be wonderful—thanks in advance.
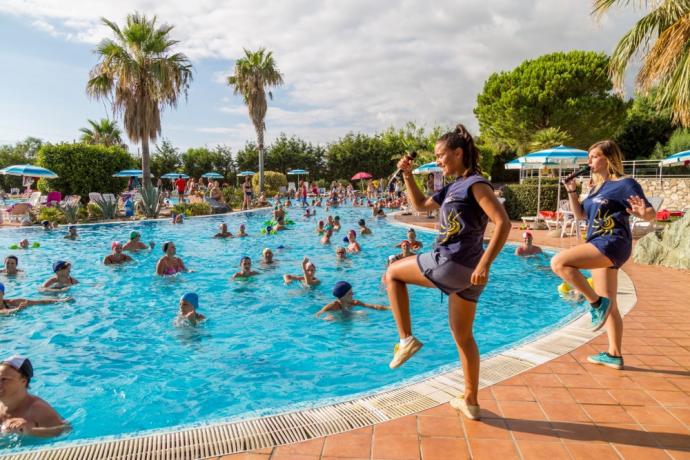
[60,203,81,224]
[94,196,118,219]
[171,201,212,216]
[252,170,287,195]
[77,205,89,221]
[38,206,65,224]
[222,186,243,209]
[87,202,103,219]
[36,143,136,198]
[503,182,578,220]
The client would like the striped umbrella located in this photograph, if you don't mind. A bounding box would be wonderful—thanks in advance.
[0,164,58,178]
[161,173,189,179]
[412,162,442,174]
[660,150,690,167]
[202,172,224,179]
[113,169,150,178]
[237,171,256,177]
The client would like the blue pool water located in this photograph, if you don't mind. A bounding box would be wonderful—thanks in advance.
[1,206,582,450]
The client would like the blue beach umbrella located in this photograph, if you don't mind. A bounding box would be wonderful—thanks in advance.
[0,164,58,178]
[412,162,442,174]
[113,169,150,178]
[201,172,224,179]
[237,171,256,177]
[660,150,690,167]
[161,172,189,179]
[287,169,309,183]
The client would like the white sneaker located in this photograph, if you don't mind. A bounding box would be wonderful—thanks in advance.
[389,337,423,369]
[450,396,481,420]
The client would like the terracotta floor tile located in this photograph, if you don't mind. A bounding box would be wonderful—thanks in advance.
[557,373,604,389]
[531,386,576,403]
[477,399,502,419]
[477,388,495,401]
[648,390,690,407]
[613,444,673,459]
[540,402,592,422]
[375,416,419,436]
[491,385,534,401]
[630,376,682,391]
[498,401,547,420]
[219,454,271,460]
[551,421,603,442]
[583,404,637,424]
[591,374,635,389]
[645,424,690,449]
[515,440,571,460]
[563,441,621,460]
[467,438,520,460]
[417,415,463,437]
[669,407,690,425]
[669,378,690,392]
[548,362,586,375]
[271,438,324,456]
[626,405,683,426]
[609,388,657,405]
[462,418,511,439]
[270,454,320,460]
[418,404,457,418]
[322,457,369,460]
[419,437,470,460]
[371,434,420,460]
[322,432,371,458]
[506,419,558,442]
[595,423,658,447]
[569,388,618,405]
[500,375,526,386]
[666,447,690,460]
[521,372,564,387]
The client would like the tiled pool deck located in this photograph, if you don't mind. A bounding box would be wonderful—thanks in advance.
[220,218,690,460]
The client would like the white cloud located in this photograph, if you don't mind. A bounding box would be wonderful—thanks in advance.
[0,0,642,149]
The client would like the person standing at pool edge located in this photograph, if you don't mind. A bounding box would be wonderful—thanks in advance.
[385,124,510,421]
[551,140,656,370]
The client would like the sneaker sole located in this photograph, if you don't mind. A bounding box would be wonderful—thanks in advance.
[587,355,623,370]
[389,341,423,369]
[591,304,612,332]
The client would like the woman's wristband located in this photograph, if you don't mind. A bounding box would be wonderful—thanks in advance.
[567,190,578,195]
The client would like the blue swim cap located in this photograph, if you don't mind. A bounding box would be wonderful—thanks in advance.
[277,245,285,249]
[332,281,352,299]
[180,292,199,309]
[52,260,69,273]
[342,236,349,243]
[0,282,4,293]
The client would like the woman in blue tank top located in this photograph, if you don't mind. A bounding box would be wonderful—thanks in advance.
[385,124,511,421]
[551,140,656,371]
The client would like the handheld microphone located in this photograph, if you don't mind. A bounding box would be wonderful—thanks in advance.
[390,150,418,182]
[561,165,590,185]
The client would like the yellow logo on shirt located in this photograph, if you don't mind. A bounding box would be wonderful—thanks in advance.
[439,209,463,244]
[591,209,615,237]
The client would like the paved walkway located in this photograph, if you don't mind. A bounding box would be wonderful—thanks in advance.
[218,220,690,460]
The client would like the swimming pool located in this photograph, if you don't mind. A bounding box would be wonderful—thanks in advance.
[0,206,583,450]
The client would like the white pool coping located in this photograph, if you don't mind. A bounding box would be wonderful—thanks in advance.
[0,213,638,460]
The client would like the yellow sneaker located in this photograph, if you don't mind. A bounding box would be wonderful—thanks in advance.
[389,337,423,369]
[450,396,481,420]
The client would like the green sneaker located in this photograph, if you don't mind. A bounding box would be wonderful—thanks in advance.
[587,352,624,370]
[590,297,611,331]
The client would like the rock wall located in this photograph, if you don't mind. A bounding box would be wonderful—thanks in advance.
[633,214,690,270]
[636,178,690,211]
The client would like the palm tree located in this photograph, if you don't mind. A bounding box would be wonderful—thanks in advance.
[593,1,690,125]
[86,12,193,189]
[227,48,284,192]
[79,118,124,147]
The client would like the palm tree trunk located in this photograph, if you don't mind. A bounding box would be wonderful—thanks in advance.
[141,137,152,189]
[256,124,265,193]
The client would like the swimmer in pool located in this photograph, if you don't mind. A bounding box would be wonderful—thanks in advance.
[405,228,422,250]
[155,241,189,276]
[0,356,70,437]
[321,228,333,244]
[315,281,389,317]
[388,240,415,265]
[316,220,326,234]
[283,256,320,287]
[515,231,542,257]
[261,248,274,265]
[333,216,341,231]
[0,255,23,275]
[171,213,184,224]
[358,219,372,235]
[42,261,79,291]
[326,215,335,230]
[335,246,347,260]
[214,223,233,238]
[0,283,71,315]
[237,224,248,237]
[232,256,259,279]
[346,230,361,253]
[177,292,205,325]
[123,231,155,251]
[104,241,133,265]
[18,239,30,250]
[63,226,78,240]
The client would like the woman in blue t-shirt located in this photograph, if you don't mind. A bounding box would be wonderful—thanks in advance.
[551,140,656,371]
[385,124,511,421]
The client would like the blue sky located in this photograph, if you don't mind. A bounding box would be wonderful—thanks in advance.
[0,1,641,152]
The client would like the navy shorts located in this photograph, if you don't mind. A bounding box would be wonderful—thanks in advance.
[589,236,631,269]
[417,250,485,302]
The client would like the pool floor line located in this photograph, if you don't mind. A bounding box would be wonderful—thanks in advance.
[0,231,638,460]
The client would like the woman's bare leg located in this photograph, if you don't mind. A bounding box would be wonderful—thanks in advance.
[592,267,623,356]
[448,294,479,406]
[385,256,435,339]
[550,243,612,302]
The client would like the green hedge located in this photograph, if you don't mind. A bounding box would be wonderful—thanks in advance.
[503,182,577,220]
[36,143,136,199]
[252,170,287,195]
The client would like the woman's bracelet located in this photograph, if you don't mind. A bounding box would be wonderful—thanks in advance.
[567,190,578,194]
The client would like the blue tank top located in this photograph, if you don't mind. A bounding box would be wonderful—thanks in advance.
[432,174,492,268]
[582,177,651,244]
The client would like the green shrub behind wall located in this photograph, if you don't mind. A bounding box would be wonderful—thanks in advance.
[503,182,577,220]
[36,143,136,199]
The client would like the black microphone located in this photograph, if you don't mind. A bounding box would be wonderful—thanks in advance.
[561,165,590,185]
[390,150,418,182]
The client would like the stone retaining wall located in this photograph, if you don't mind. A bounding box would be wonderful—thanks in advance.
[636,178,690,210]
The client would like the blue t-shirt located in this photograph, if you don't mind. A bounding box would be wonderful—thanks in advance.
[432,174,492,268]
[582,177,651,266]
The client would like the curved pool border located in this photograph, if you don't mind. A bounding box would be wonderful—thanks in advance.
[0,213,638,460]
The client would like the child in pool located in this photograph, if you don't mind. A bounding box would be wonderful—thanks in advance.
[176,292,205,325]
[315,281,389,317]
[283,257,320,287]
[232,256,259,279]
